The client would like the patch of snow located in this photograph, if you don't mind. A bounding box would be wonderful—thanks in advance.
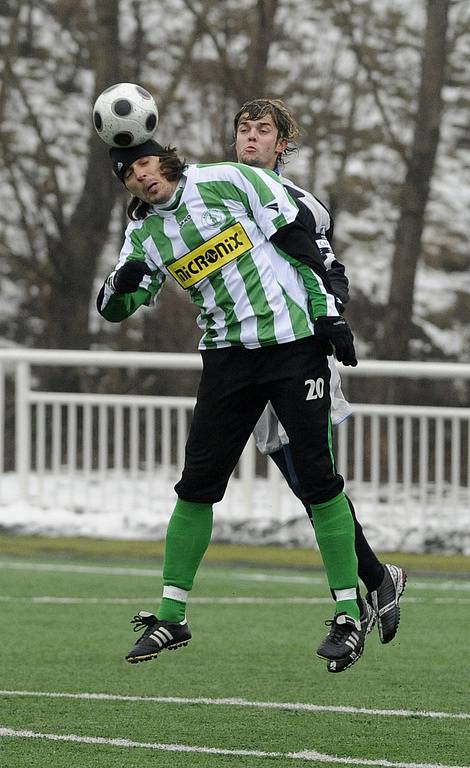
[1,471,469,554]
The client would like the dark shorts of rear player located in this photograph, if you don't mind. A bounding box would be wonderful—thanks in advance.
[174,336,344,505]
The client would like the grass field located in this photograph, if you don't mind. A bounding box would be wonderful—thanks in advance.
[1,537,470,768]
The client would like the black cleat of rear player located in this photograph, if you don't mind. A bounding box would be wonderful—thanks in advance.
[367,564,407,644]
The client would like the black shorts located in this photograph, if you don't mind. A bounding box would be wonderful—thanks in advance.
[174,336,344,505]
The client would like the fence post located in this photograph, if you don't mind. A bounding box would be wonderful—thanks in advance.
[15,360,31,500]
[240,435,255,517]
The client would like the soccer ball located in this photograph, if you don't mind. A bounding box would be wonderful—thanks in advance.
[92,82,159,147]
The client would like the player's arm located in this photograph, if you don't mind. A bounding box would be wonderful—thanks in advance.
[281,195,349,308]
[220,164,356,365]
[270,215,344,317]
[223,163,352,324]
[269,218,357,364]
[261,193,356,364]
[316,240,349,309]
[96,266,154,323]
[283,184,349,308]
[97,226,165,323]
[225,164,340,309]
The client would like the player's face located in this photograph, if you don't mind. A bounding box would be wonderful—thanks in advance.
[124,156,178,204]
[235,113,288,170]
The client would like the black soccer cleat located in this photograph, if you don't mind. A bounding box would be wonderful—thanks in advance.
[326,599,376,673]
[125,610,192,664]
[367,563,407,644]
[317,602,369,663]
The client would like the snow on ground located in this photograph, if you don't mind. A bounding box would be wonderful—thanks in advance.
[0,471,469,555]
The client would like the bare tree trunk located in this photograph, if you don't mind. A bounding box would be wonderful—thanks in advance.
[243,0,280,99]
[380,0,450,361]
[46,0,121,352]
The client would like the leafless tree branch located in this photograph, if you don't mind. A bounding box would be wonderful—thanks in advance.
[333,0,409,164]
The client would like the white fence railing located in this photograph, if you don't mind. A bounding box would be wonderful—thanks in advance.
[0,349,469,551]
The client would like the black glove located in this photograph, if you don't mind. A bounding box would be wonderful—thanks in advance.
[111,261,152,293]
[314,316,358,367]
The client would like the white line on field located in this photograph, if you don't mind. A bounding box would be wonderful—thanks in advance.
[0,595,326,605]
[0,561,164,577]
[0,560,469,590]
[0,595,469,605]
[0,689,468,721]
[0,726,468,768]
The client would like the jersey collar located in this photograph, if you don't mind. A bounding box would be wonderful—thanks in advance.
[150,174,187,212]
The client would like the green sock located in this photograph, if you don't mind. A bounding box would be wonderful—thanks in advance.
[158,597,187,623]
[156,498,213,622]
[310,491,360,620]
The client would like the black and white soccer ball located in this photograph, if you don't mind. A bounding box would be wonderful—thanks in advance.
[92,82,159,147]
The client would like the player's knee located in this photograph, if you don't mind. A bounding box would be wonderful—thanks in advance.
[174,472,227,503]
[298,475,345,506]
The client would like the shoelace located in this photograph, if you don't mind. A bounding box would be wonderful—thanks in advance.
[323,617,353,646]
[130,613,156,633]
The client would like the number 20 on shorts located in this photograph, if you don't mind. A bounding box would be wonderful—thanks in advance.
[304,378,325,400]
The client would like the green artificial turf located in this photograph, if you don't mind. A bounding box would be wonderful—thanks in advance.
[0,551,469,767]
[0,532,469,574]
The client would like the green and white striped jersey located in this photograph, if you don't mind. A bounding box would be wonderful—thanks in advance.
[99,162,339,349]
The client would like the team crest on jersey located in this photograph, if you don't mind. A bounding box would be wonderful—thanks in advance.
[168,222,252,289]
[201,209,227,228]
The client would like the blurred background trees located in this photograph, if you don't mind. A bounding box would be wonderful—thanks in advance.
[0,0,469,385]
